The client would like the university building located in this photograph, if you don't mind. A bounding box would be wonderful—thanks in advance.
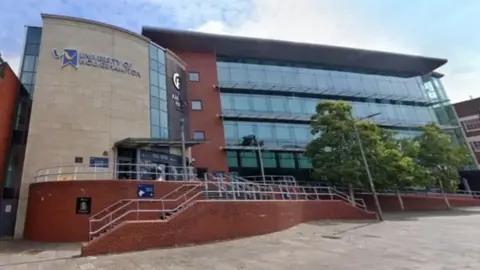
[0,14,474,239]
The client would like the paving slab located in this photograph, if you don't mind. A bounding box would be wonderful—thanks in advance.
[2,207,480,269]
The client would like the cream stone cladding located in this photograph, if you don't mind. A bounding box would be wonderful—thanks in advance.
[15,14,151,237]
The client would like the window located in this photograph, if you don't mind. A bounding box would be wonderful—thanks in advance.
[471,141,480,152]
[279,153,295,168]
[227,151,238,167]
[193,131,205,140]
[240,151,257,168]
[463,119,480,132]
[191,100,202,110]
[189,72,200,82]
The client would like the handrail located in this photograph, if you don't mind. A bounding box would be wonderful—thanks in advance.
[89,187,348,238]
[90,188,204,237]
[89,184,200,221]
[34,163,198,182]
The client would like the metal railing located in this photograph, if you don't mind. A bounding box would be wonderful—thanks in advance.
[333,186,480,199]
[243,175,298,186]
[34,163,198,182]
[89,183,202,239]
[87,174,369,240]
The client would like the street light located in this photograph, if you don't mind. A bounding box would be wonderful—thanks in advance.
[180,118,187,181]
[354,112,384,221]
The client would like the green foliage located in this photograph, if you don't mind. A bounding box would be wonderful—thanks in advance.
[306,101,471,192]
[414,123,471,192]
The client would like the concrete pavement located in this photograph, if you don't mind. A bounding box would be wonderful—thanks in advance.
[2,208,480,269]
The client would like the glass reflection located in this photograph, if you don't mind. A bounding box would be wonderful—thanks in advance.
[217,60,426,101]
[220,93,437,126]
[224,120,422,149]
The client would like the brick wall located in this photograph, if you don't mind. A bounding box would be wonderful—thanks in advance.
[175,51,229,175]
[357,194,480,212]
[0,64,21,197]
[82,200,375,256]
[25,180,201,242]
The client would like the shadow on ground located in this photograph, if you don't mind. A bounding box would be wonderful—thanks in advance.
[383,207,480,221]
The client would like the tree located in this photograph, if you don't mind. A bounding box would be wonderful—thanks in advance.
[306,101,386,204]
[375,133,418,210]
[415,123,472,208]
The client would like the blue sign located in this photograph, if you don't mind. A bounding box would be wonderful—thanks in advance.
[89,157,109,168]
[137,184,154,198]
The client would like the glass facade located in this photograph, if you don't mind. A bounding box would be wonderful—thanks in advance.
[216,57,472,178]
[149,43,169,139]
[217,59,436,102]
[19,27,42,97]
[220,93,437,126]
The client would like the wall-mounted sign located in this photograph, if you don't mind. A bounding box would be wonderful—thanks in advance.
[89,157,109,168]
[52,48,141,77]
[76,197,91,214]
[173,73,181,90]
[137,184,154,198]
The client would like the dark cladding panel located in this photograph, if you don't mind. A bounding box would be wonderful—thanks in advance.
[165,52,189,140]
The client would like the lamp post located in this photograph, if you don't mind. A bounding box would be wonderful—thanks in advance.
[180,118,187,181]
[256,140,266,185]
[354,112,384,221]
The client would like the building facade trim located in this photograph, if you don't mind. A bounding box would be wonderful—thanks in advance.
[142,27,446,77]
[41,13,150,43]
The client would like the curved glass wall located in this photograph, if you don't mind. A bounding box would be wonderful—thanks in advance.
[149,43,169,139]
[220,93,437,126]
[217,60,429,102]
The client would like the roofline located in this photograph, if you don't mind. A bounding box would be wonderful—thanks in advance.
[142,26,447,77]
[143,26,447,65]
[41,13,150,43]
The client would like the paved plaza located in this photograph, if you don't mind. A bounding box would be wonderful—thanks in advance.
[1,208,480,270]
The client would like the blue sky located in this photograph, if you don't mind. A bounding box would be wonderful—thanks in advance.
[1,0,479,102]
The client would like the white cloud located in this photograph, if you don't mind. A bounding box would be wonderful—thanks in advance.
[192,0,476,102]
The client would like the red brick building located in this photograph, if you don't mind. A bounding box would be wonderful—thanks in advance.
[454,97,480,165]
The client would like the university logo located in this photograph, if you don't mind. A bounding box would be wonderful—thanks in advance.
[52,48,79,68]
[51,47,141,77]
[173,73,181,90]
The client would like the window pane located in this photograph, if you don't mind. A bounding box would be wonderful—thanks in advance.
[159,100,168,111]
[227,151,238,167]
[298,154,312,168]
[159,89,167,100]
[252,96,269,112]
[240,151,257,168]
[150,97,160,109]
[151,125,160,138]
[150,109,160,125]
[275,124,291,140]
[233,95,250,111]
[20,72,34,85]
[279,153,295,168]
[22,56,36,72]
[261,151,276,168]
[150,70,158,86]
[158,73,166,89]
[151,85,160,97]
[270,97,286,112]
[192,100,202,110]
[189,72,200,81]
[150,59,158,71]
[221,94,233,110]
[193,131,205,140]
[157,49,165,64]
[149,44,157,60]
[25,44,39,56]
[223,123,238,140]
[160,127,169,139]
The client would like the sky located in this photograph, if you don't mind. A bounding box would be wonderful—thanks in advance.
[0,0,479,102]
